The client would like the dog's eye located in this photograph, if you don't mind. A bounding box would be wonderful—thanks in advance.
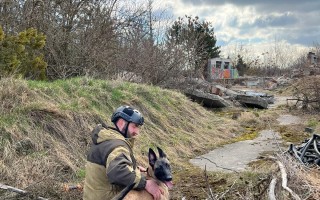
[166,163,170,169]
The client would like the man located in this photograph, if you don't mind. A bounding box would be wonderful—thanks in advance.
[83,105,163,200]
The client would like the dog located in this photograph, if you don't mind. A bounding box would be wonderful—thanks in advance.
[112,147,173,200]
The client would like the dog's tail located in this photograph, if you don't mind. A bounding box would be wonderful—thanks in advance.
[111,183,135,200]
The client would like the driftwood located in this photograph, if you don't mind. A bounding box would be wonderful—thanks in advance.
[267,157,301,200]
[268,177,277,200]
[276,161,301,200]
[0,183,48,200]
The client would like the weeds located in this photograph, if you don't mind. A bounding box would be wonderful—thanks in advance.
[3,77,318,199]
[0,77,242,199]
[76,168,86,180]
[307,118,318,127]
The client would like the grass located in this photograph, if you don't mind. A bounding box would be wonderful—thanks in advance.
[111,89,125,102]
[0,77,242,199]
[0,115,17,126]
[234,130,259,141]
[76,168,86,180]
[307,118,318,127]
[1,77,319,200]
[172,163,272,200]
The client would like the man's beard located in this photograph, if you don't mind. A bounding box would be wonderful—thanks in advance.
[120,126,128,137]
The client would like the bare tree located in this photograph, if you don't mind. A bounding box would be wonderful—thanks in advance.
[0,0,190,85]
[292,76,320,111]
[0,0,23,34]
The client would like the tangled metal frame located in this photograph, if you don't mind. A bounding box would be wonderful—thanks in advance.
[288,134,320,166]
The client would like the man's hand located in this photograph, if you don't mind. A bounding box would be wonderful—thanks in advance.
[137,166,147,172]
[145,179,163,200]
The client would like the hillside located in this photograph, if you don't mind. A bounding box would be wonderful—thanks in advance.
[0,77,244,199]
[2,77,319,199]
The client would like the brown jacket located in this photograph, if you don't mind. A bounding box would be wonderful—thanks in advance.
[83,124,146,200]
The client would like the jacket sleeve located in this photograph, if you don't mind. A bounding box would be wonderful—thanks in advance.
[106,146,146,190]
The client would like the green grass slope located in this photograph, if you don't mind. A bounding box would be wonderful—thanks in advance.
[0,77,242,199]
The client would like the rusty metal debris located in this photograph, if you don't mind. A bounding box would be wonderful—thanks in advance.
[0,183,48,200]
[288,134,320,166]
[63,184,83,192]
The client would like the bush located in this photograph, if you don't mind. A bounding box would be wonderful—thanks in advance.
[0,26,47,80]
[293,76,320,111]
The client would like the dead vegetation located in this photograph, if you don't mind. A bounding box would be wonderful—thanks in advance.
[172,163,274,200]
[0,77,242,199]
[267,154,320,200]
[171,94,320,200]
[291,76,320,111]
[181,153,320,200]
[1,77,320,199]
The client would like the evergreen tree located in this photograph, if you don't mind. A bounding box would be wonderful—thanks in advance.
[236,54,248,76]
[167,16,220,78]
[0,27,47,80]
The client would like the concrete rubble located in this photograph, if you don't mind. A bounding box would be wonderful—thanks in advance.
[183,77,277,109]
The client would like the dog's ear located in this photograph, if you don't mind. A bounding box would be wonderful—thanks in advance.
[157,147,167,158]
[148,148,157,167]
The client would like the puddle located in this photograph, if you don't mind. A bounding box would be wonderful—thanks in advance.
[276,114,301,125]
[190,130,282,172]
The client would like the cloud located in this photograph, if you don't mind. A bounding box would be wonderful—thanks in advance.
[181,0,320,12]
[157,0,317,65]
[161,0,319,54]
[248,13,298,28]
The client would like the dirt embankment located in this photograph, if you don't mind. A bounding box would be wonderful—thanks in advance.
[0,78,241,200]
[1,78,319,200]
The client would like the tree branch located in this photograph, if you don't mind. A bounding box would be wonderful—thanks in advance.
[276,161,301,200]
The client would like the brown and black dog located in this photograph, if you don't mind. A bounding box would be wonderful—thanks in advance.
[112,147,173,200]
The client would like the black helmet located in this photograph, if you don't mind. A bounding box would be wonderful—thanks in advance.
[111,105,144,125]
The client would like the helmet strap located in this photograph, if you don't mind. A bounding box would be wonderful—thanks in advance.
[124,122,130,138]
[114,121,121,133]
[114,120,130,138]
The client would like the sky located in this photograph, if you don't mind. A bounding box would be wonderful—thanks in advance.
[159,0,320,61]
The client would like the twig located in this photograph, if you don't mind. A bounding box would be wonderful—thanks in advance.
[201,188,212,200]
[253,176,271,198]
[0,183,48,200]
[276,161,301,200]
[268,177,277,200]
[217,179,237,200]
[204,165,216,200]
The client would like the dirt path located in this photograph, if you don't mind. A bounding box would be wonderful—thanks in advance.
[190,130,282,172]
[277,114,301,125]
[190,96,300,172]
